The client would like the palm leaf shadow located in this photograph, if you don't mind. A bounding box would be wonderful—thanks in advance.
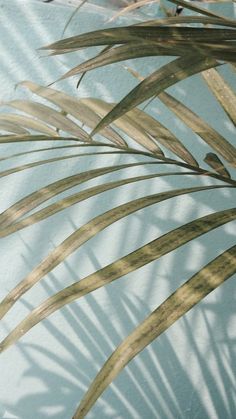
[2,231,236,418]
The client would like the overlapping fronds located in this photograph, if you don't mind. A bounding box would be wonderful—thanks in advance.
[40,8,236,134]
[1,1,236,417]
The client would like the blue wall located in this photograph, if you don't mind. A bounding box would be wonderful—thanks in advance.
[0,1,236,418]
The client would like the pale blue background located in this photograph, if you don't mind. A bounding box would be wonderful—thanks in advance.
[0,1,236,418]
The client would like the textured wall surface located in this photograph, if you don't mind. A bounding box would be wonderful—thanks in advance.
[0,1,236,418]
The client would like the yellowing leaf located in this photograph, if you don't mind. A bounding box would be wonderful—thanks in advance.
[73,244,236,418]
[0,204,234,351]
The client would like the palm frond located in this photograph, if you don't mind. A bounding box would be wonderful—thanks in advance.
[73,244,236,418]
[204,152,231,178]
[1,3,236,418]
[92,55,218,134]
[1,206,235,351]
[124,66,236,167]
[202,67,236,126]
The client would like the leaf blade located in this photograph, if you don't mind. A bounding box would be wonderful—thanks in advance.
[158,91,236,167]
[20,82,127,147]
[92,55,219,135]
[202,68,236,126]
[80,98,163,154]
[73,244,236,418]
[0,162,153,228]
[204,152,231,178]
[0,114,58,136]
[0,171,196,238]
[4,100,90,140]
[0,205,235,350]
[127,107,198,166]
[42,26,236,52]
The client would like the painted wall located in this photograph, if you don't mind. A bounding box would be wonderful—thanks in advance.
[0,1,236,418]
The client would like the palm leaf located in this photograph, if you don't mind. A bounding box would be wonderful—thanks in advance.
[158,91,236,167]
[62,0,88,36]
[19,81,127,147]
[91,55,218,135]
[0,205,235,350]
[202,68,236,126]
[41,26,236,53]
[1,4,236,417]
[55,41,236,80]
[19,82,162,153]
[0,171,196,238]
[73,244,236,418]
[0,114,59,136]
[204,152,231,178]
[127,106,199,166]
[81,97,190,158]
[0,121,29,135]
[3,100,90,140]
[124,66,236,168]
[0,162,154,228]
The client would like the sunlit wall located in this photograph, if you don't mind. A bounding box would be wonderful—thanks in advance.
[0,1,236,418]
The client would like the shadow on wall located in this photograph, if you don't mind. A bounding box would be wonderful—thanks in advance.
[0,1,236,419]
[1,187,236,419]
[2,248,236,419]
[0,146,235,419]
